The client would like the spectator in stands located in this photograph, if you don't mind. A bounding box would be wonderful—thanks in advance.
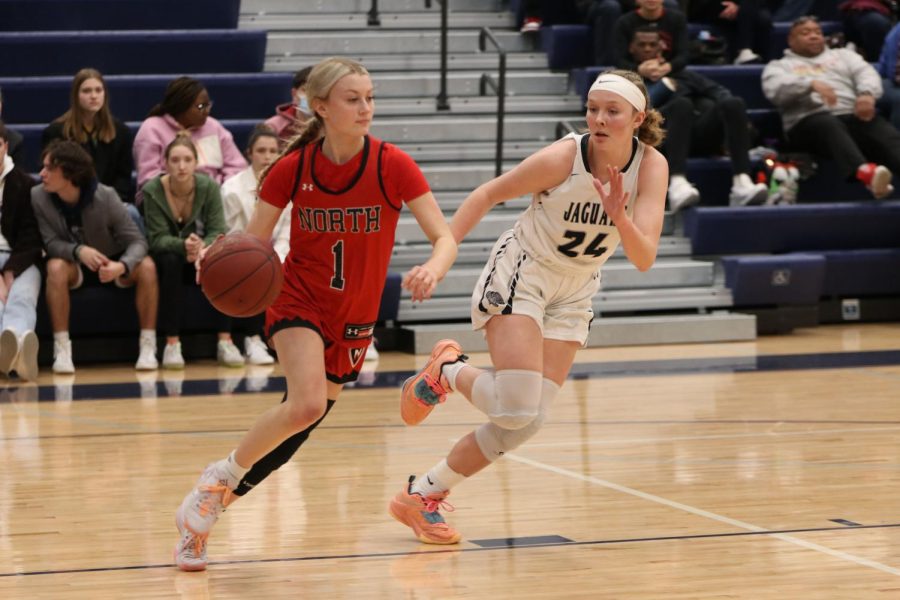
[31,141,159,374]
[42,69,134,204]
[133,76,247,204]
[0,88,26,168]
[579,0,682,66]
[763,16,900,199]
[521,0,544,32]
[839,0,896,62]
[687,0,773,64]
[0,121,41,382]
[143,134,243,369]
[222,125,283,366]
[265,66,313,147]
[613,0,690,77]
[628,27,769,210]
[875,20,900,128]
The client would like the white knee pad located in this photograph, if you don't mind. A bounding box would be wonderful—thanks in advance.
[475,378,560,461]
[471,369,544,430]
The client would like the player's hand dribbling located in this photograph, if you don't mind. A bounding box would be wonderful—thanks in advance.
[593,165,630,226]
[402,265,438,302]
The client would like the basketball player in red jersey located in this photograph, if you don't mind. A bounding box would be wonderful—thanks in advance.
[173,57,457,571]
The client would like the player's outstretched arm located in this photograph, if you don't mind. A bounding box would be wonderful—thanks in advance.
[404,191,457,302]
[449,138,575,243]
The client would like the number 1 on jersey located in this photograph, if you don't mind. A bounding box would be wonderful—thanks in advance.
[330,240,345,290]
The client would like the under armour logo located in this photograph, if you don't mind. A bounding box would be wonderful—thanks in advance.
[301,183,314,192]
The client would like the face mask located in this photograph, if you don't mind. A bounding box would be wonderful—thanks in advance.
[297,94,310,114]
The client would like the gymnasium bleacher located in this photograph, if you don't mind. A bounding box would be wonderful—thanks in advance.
[3,0,899,365]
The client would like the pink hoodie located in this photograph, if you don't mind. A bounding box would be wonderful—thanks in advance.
[133,113,247,204]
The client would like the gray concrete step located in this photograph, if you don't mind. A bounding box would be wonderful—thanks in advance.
[243,0,504,15]
[397,286,735,322]
[371,115,572,144]
[265,52,547,72]
[389,236,694,269]
[266,30,533,55]
[401,259,716,298]
[370,72,569,97]
[242,11,516,31]
[397,139,546,161]
[401,312,757,353]
[372,95,582,117]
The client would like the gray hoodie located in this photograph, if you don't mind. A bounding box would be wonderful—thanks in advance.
[762,47,882,133]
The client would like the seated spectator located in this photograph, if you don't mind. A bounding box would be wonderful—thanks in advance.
[142,135,243,369]
[0,88,25,168]
[133,76,247,204]
[0,121,41,382]
[578,0,682,66]
[614,0,690,77]
[42,69,134,204]
[221,125,283,366]
[31,141,159,374]
[688,0,773,64]
[628,27,769,210]
[875,20,900,129]
[839,0,896,62]
[265,66,312,147]
[763,16,900,199]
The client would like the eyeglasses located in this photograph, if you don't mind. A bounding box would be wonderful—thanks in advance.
[196,100,214,112]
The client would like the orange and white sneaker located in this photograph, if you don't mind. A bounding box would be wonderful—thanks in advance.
[389,475,462,545]
[175,505,209,571]
[400,339,466,426]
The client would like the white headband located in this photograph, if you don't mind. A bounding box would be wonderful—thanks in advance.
[588,73,646,112]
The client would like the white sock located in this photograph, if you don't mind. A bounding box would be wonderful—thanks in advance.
[140,329,156,344]
[218,450,251,488]
[54,331,70,344]
[440,360,468,390]
[412,459,466,496]
[733,173,753,188]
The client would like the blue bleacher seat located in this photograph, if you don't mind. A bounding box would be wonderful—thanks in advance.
[818,248,900,296]
[684,202,900,256]
[0,30,266,77]
[543,25,591,70]
[0,0,240,31]
[0,73,292,125]
[722,254,826,306]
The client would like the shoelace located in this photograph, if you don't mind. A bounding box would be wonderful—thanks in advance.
[422,495,455,515]
[197,483,232,518]
[422,373,449,398]
[185,531,208,560]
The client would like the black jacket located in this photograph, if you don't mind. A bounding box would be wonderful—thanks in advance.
[42,118,134,203]
[1,167,42,277]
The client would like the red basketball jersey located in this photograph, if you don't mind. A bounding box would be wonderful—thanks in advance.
[260,135,429,347]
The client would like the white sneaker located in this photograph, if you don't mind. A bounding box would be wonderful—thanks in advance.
[0,329,19,375]
[16,331,39,382]
[135,336,159,371]
[175,506,209,571]
[729,181,769,206]
[177,462,233,537]
[218,339,245,368]
[668,177,701,212]
[365,341,379,362]
[174,462,235,572]
[162,342,185,370]
[52,339,75,374]
[734,48,761,65]
[243,336,274,365]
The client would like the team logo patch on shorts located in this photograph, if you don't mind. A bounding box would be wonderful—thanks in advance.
[485,291,504,307]
[344,322,375,340]
[349,347,365,367]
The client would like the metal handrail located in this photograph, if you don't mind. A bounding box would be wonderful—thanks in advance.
[368,0,380,26]
[424,0,451,110]
[478,27,506,177]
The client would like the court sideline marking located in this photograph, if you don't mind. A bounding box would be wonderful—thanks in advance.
[505,451,900,576]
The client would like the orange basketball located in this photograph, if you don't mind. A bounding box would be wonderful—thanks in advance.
[200,232,283,318]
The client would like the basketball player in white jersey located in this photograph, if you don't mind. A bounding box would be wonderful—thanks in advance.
[390,70,669,544]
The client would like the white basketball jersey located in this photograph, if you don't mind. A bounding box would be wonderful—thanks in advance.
[514,132,645,273]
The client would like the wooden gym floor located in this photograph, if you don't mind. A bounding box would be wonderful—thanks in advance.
[1,323,899,599]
